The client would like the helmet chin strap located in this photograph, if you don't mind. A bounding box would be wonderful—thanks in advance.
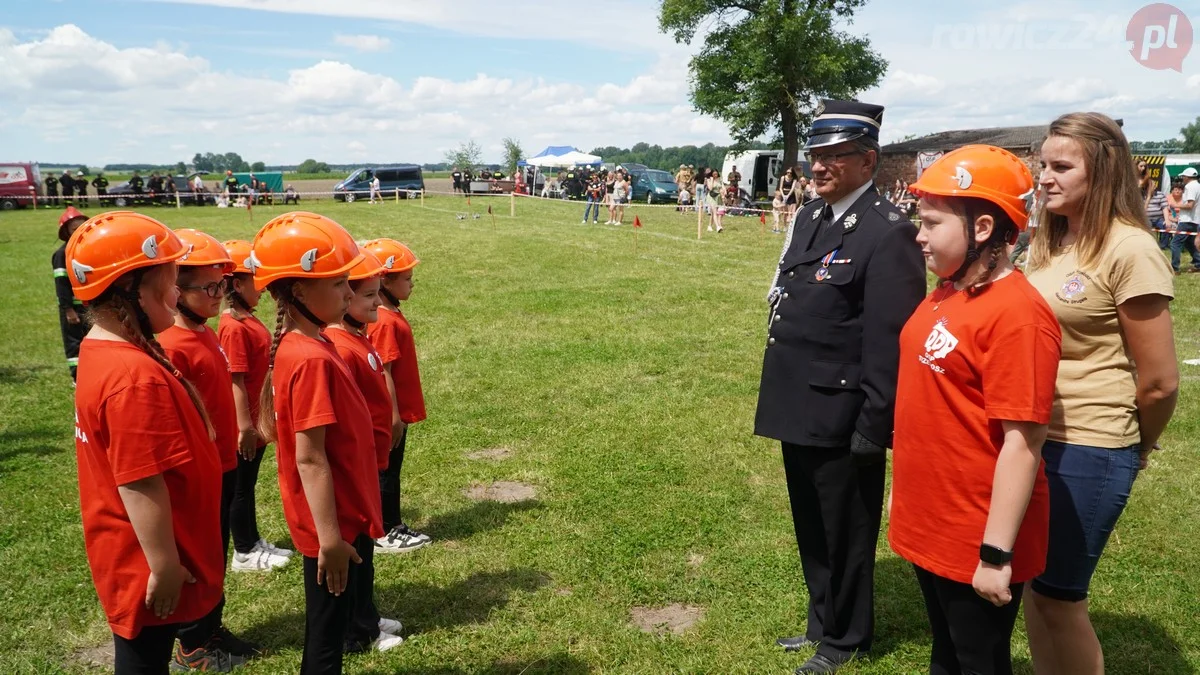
[113,268,154,339]
[948,243,980,282]
[380,286,400,307]
[343,313,365,330]
[229,290,254,314]
[291,297,327,328]
[176,301,208,326]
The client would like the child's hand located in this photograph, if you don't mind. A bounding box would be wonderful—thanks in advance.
[317,539,362,596]
[238,428,259,460]
[145,563,196,619]
[391,419,407,448]
[972,561,1013,607]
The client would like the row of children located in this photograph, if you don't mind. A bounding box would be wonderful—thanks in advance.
[64,209,428,673]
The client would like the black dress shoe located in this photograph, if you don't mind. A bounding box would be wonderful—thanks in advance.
[795,653,844,674]
[776,635,815,652]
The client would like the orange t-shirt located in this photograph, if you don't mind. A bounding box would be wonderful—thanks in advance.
[889,273,1062,584]
[368,306,427,424]
[160,324,239,472]
[272,331,384,557]
[327,326,393,470]
[217,312,271,429]
[74,339,225,639]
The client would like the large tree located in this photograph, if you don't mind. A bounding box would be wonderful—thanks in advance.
[1181,117,1200,153]
[444,141,483,172]
[502,137,524,175]
[659,0,887,167]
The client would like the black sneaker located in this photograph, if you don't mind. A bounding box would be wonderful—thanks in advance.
[171,641,247,672]
[212,625,263,658]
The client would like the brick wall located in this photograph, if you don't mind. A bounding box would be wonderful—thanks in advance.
[878,148,1040,196]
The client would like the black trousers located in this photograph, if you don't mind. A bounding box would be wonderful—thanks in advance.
[58,307,87,380]
[177,468,235,649]
[46,188,59,206]
[913,565,1024,675]
[230,445,266,553]
[301,534,373,674]
[97,188,108,205]
[379,427,407,531]
[782,442,885,660]
[113,623,179,675]
[345,535,381,652]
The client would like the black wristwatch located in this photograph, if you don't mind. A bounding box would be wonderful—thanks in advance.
[979,543,1013,565]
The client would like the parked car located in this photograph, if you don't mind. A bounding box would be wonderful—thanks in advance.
[333,165,424,202]
[107,172,215,207]
[628,168,681,204]
[0,162,42,210]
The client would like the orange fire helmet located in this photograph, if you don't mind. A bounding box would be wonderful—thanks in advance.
[349,250,385,281]
[251,211,363,291]
[58,206,88,242]
[361,238,420,273]
[67,211,187,301]
[175,229,235,273]
[222,239,255,274]
[907,144,1035,231]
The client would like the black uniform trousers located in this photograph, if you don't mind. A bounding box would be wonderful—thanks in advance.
[379,427,408,532]
[112,623,179,675]
[782,442,885,660]
[58,307,87,380]
[300,534,376,675]
[913,565,1024,675]
[177,468,236,650]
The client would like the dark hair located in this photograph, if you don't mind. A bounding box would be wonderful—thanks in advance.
[256,280,293,442]
[940,196,1019,294]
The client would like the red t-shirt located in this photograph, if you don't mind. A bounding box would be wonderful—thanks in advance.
[74,339,225,639]
[889,273,1062,584]
[368,306,427,424]
[160,324,238,472]
[327,326,393,470]
[217,312,271,429]
[272,331,384,557]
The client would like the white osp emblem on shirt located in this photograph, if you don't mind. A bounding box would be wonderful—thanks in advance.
[919,318,959,374]
[299,248,319,272]
[368,352,379,371]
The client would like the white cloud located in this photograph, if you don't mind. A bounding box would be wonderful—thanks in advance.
[333,33,391,53]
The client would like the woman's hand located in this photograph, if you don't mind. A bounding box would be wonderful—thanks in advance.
[972,561,1013,607]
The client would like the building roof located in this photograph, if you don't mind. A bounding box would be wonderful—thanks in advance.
[882,124,1051,155]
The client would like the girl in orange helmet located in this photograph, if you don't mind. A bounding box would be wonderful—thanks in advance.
[362,238,429,553]
[68,212,225,674]
[218,239,294,573]
[325,250,405,653]
[253,212,385,673]
[888,145,1063,674]
[158,229,262,669]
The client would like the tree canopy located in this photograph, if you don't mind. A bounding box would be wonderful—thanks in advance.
[659,0,887,167]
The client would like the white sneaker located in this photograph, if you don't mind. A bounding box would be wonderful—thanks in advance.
[378,617,403,634]
[373,631,404,652]
[257,539,294,557]
[375,526,427,553]
[707,225,714,232]
[231,547,290,571]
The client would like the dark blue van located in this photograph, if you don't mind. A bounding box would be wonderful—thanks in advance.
[334,165,424,201]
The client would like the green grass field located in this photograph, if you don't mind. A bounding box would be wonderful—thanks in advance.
[1,196,1198,674]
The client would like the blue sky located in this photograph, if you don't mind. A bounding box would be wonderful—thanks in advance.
[3,0,1198,167]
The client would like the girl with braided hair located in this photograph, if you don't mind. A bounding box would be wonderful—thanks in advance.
[68,212,225,674]
[158,229,263,669]
[217,239,294,573]
[888,145,1063,674]
[253,212,385,674]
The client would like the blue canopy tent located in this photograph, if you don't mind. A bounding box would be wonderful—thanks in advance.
[519,146,603,195]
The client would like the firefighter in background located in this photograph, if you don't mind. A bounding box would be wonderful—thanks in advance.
[60,170,75,205]
[223,169,239,199]
[129,171,145,197]
[52,207,89,381]
[92,172,109,206]
[44,172,59,207]
[75,170,89,206]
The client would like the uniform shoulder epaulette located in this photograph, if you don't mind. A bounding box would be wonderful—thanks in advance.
[870,197,908,224]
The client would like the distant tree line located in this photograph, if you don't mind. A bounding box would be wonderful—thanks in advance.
[591,141,775,171]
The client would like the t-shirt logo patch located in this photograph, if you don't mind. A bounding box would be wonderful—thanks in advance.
[919,318,958,374]
[1056,272,1089,304]
[368,352,379,371]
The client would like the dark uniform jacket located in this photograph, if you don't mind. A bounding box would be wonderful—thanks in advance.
[754,184,924,450]
[52,245,81,311]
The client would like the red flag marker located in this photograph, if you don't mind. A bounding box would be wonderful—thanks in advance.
[487,204,493,214]
[633,215,642,228]
[759,212,766,225]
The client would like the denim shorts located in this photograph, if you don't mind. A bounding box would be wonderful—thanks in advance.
[1032,441,1140,602]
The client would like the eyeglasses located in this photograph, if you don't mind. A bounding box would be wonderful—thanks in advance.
[179,281,225,298]
[805,151,864,165]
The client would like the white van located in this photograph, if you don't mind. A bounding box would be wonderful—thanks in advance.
[720,151,811,207]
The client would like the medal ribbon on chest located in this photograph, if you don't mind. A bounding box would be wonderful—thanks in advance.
[815,248,838,281]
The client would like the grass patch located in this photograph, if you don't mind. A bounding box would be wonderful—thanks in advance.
[1,196,1197,673]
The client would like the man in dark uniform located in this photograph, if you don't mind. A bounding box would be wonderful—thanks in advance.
[52,207,89,382]
[60,170,75,205]
[74,171,88,206]
[91,172,109,206]
[756,100,925,674]
[451,166,463,193]
[223,170,239,199]
[44,173,59,207]
[129,171,145,199]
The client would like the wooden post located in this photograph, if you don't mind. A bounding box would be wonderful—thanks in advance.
[421,189,425,207]
[395,188,399,203]
[510,192,515,217]
[176,193,182,209]
[697,201,703,240]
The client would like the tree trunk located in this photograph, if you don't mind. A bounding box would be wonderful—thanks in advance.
[781,103,800,169]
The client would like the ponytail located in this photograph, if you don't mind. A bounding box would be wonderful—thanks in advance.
[89,274,215,440]
[224,273,255,320]
[256,283,291,443]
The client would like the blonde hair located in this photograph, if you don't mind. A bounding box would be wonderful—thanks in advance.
[1027,112,1150,272]
[256,283,291,443]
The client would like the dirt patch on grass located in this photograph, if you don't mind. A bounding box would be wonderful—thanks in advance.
[630,604,706,636]
[72,644,114,670]
[687,553,705,568]
[465,481,537,503]
[465,447,513,461]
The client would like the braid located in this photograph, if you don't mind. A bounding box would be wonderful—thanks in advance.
[257,290,290,442]
[110,293,216,440]
[966,244,1004,297]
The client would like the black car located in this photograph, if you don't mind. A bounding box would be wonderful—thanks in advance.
[108,172,215,206]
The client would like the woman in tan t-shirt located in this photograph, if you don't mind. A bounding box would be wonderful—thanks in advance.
[1023,112,1179,675]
